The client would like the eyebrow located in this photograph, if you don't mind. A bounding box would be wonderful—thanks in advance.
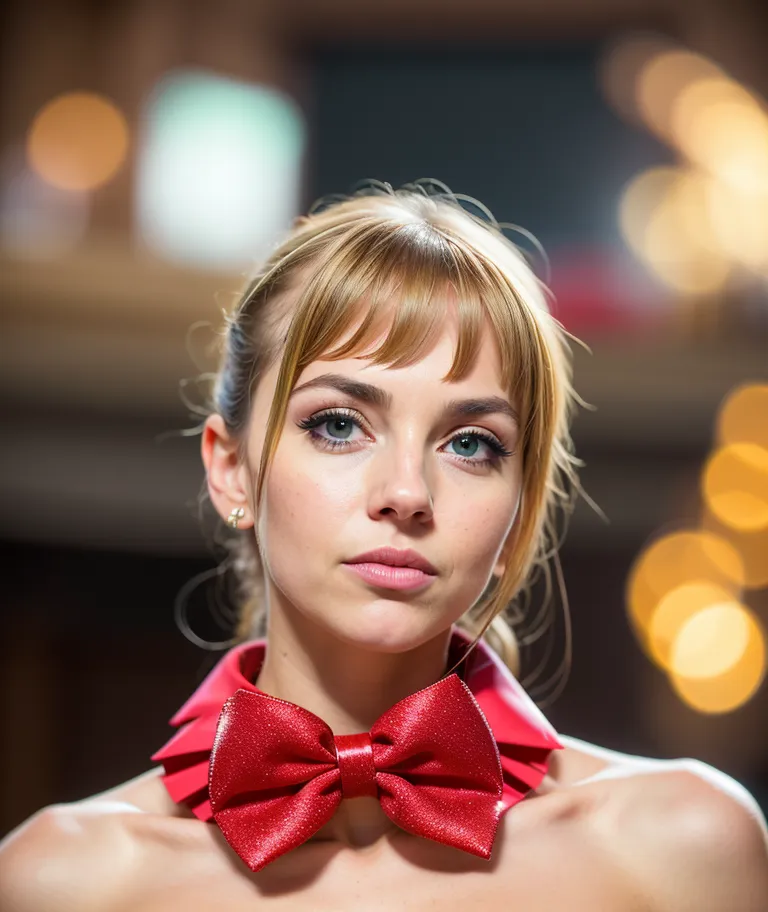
[290,372,519,425]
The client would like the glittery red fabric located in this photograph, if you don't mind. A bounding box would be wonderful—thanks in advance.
[208,675,505,870]
[152,627,563,870]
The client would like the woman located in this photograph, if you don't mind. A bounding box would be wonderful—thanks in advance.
[1,180,766,911]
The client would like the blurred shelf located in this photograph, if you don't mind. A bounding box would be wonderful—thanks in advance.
[1,244,242,416]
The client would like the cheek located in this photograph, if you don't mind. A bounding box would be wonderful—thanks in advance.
[441,492,518,570]
[258,448,357,571]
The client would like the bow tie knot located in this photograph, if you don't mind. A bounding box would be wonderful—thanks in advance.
[334,732,378,799]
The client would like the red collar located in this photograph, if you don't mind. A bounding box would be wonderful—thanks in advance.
[152,627,562,821]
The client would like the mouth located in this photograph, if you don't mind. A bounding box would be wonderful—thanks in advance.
[344,547,438,576]
[342,561,437,592]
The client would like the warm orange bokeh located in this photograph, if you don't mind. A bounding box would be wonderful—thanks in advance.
[627,529,745,652]
[27,92,129,192]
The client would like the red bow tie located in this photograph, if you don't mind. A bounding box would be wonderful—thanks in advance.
[209,673,504,872]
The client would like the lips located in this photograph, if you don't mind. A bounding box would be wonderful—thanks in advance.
[345,547,437,575]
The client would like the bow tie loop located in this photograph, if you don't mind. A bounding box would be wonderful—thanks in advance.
[334,733,378,799]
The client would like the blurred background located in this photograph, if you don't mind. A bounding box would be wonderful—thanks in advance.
[1,0,767,837]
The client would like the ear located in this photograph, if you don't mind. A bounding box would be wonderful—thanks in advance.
[201,414,254,528]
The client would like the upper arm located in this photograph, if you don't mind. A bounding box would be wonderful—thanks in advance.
[615,761,768,912]
[0,804,131,912]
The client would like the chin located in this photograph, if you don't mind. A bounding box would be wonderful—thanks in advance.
[320,598,453,654]
[269,567,462,653]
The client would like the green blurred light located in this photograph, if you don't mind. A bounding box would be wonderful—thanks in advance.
[137,69,305,270]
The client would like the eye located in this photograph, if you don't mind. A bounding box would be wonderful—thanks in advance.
[297,408,365,448]
[445,431,513,467]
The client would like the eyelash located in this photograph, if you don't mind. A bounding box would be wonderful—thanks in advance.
[297,407,514,469]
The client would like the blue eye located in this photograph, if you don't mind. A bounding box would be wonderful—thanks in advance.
[297,408,513,468]
[296,409,362,447]
[447,432,498,462]
[307,412,358,442]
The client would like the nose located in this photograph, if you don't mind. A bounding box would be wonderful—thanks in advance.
[367,442,435,524]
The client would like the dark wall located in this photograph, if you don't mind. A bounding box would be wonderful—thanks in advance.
[307,44,672,252]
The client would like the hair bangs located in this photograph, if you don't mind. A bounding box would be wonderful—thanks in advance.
[286,221,538,420]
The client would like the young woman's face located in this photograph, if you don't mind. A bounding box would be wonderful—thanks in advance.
[245,302,524,653]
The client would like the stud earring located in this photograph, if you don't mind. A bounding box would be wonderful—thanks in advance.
[227,506,245,529]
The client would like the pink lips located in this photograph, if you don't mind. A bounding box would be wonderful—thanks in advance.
[343,546,438,591]
[343,562,436,591]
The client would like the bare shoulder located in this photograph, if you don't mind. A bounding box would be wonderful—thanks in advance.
[0,801,142,912]
[0,769,195,912]
[562,737,768,912]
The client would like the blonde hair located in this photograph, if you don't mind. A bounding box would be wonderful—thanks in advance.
[199,179,586,700]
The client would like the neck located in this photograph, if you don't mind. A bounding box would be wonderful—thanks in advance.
[256,606,453,732]
[253,603,453,848]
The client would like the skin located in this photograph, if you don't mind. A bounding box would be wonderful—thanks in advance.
[1,299,767,910]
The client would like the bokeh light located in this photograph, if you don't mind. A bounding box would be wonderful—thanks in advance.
[610,38,768,288]
[136,69,305,271]
[636,49,723,142]
[671,78,768,195]
[627,529,745,651]
[669,601,766,713]
[619,166,678,256]
[648,580,736,670]
[27,92,129,192]
[703,443,768,532]
[619,166,730,294]
[702,509,768,589]
[718,384,768,449]
[705,180,768,269]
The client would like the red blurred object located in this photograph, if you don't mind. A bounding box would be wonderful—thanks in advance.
[548,246,667,333]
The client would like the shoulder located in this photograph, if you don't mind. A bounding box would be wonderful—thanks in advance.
[0,801,142,912]
[0,768,191,912]
[595,755,768,912]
